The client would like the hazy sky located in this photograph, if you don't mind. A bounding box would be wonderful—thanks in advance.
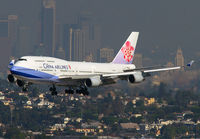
[0,0,200,63]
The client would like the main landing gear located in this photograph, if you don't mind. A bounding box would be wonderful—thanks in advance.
[50,85,57,96]
[65,88,74,94]
[65,87,89,96]
[75,87,89,96]
[50,85,89,96]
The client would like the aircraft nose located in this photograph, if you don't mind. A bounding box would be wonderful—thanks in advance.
[8,60,15,69]
[10,66,18,74]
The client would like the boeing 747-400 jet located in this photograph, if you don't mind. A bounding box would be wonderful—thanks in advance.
[7,32,182,95]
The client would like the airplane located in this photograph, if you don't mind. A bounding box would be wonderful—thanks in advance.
[7,32,183,96]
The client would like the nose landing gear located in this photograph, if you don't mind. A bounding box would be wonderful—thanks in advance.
[50,85,57,96]
[21,82,29,92]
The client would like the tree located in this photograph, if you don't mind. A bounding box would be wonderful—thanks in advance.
[35,134,50,139]
[102,116,119,125]
[161,125,176,138]
[125,102,134,113]
[4,127,26,139]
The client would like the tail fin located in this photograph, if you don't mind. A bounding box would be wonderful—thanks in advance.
[112,32,139,64]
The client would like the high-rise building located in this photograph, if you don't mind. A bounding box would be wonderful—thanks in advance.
[85,54,93,62]
[62,12,101,61]
[133,53,143,67]
[166,62,175,73]
[63,24,79,61]
[8,15,18,57]
[78,12,101,61]
[166,62,174,67]
[0,16,12,72]
[73,29,86,61]
[55,47,65,59]
[99,48,114,62]
[0,17,8,38]
[17,26,31,57]
[55,22,61,50]
[40,0,56,56]
[175,48,184,67]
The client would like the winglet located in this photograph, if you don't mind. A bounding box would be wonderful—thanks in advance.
[187,60,195,67]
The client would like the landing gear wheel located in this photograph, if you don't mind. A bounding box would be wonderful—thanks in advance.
[65,88,74,94]
[84,90,89,96]
[76,89,81,94]
[82,90,89,96]
[22,87,28,92]
[50,85,57,96]
[49,87,53,92]
[76,86,89,96]
[51,91,57,96]
[50,87,56,92]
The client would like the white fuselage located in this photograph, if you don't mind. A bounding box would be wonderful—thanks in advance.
[10,56,136,86]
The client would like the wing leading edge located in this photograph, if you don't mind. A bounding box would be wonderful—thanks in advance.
[58,66,181,81]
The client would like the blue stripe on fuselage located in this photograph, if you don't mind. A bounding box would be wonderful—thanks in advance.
[10,66,56,79]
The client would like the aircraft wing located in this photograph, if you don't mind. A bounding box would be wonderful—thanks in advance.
[103,66,181,78]
[58,74,99,80]
[143,66,181,73]
[58,66,181,81]
[59,59,198,80]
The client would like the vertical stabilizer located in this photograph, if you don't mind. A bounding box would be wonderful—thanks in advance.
[112,32,139,64]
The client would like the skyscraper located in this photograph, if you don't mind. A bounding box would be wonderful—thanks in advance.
[8,15,18,57]
[175,48,184,67]
[0,16,12,72]
[73,29,86,61]
[55,22,61,50]
[62,12,101,61]
[55,47,65,59]
[99,48,114,62]
[78,12,101,61]
[17,26,31,57]
[40,0,56,56]
[63,24,79,61]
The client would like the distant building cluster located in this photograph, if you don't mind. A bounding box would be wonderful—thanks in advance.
[0,0,103,72]
[62,12,102,62]
[175,48,185,70]
[0,0,186,73]
[133,47,185,68]
[0,15,18,71]
[99,48,114,63]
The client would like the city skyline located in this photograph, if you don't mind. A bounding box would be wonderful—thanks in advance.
[0,0,199,72]
[0,1,200,138]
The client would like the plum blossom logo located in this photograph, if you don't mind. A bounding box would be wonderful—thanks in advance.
[121,41,134,62]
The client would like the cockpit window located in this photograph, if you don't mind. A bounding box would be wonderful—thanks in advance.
[18,58,27,61]
[15,58,27,63]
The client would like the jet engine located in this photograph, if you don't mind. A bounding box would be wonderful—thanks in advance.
[85,76,102,87]
[128,71,144,83]
[7,74,16,83]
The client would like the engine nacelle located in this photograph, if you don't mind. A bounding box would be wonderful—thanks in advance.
[85,76,102,87]
[128,71,144,83]
[7,74,16,83]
